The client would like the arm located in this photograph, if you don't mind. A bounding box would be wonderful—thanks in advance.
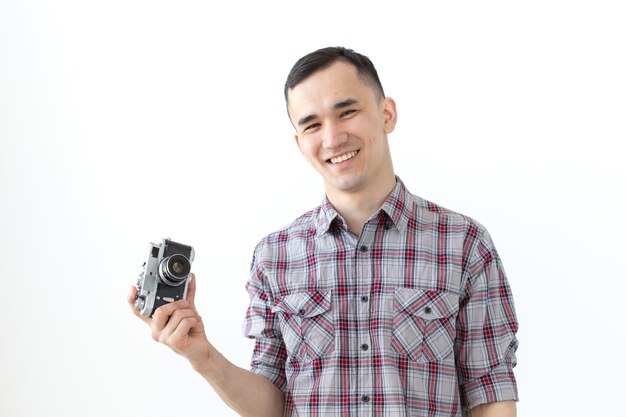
[471,400,516,417]
[457,228,519,409]
[127,275,284,417]
[191,349,284,417]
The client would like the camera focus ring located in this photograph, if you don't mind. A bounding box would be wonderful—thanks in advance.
[158,254,191,286]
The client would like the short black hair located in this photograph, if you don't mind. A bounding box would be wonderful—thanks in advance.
[284,47,385,106]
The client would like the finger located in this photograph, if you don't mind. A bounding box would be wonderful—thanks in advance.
[167,316,200,351]
[151,298,190,332]
[127,285,150,324]
[163,308,199,335]
[127,285,137,306]
[155,308,199,344]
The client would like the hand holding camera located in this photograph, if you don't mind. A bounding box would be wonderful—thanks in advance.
[127,238,285,416]
[128,238,212,366]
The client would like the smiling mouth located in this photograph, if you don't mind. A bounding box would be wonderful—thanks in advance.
[328,150,359,164]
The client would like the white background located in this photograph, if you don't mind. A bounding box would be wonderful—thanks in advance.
[1,1,625,416]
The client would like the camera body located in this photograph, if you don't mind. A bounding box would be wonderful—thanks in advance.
[135,238,195,317]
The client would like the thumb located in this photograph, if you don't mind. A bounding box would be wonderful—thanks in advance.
[186,273,197,306]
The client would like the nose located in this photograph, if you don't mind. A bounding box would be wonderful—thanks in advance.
[322,121,348,149]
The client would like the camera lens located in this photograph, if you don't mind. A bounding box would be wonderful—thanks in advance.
[158,254,191,286]
[172,260,185,274]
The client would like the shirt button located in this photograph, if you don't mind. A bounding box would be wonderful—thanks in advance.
[359,245,368,252]
[298,308,305,315]
[361,395,370,403]
[360,295,369,302]
[424,307,432,314]
[360,343,369,351]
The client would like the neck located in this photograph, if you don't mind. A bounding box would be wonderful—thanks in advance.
[326,174,397,237]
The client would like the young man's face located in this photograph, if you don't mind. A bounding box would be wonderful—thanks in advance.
[287,61,397,199]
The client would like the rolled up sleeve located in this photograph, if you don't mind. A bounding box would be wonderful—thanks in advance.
[456,229,519,409]
[242,253,288,392]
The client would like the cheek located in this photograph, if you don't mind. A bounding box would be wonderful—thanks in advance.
[297,141,317,163]
[351,118,379,138]
[299,136,321,156]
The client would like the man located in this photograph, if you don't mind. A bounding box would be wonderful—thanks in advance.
[128,47,519,417]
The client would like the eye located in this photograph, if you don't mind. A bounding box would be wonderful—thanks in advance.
[303,123,321,133]
[340,109,356,118]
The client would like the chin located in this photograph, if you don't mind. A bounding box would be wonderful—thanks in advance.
[328,175,367,193]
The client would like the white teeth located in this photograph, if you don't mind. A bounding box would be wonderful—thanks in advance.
[330,151,358,164]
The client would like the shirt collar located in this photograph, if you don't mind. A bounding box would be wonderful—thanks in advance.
[315,199,341,236]
[315,177,412,235]
[378,177,411,232]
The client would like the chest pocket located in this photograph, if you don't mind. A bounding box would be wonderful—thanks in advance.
[391,288,459,363]
[272,290,335,363]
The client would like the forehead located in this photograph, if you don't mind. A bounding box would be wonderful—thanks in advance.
[287,61,378,119]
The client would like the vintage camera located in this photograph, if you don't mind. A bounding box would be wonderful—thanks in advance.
[135,238,195,317]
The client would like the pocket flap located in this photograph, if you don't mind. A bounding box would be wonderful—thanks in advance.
[273,290,332,318]
[393,288,458,319]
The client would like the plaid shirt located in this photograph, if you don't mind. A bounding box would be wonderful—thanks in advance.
[243,178,518,417]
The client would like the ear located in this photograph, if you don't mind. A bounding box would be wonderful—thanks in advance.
[294,134,302,150]
[293,134,311,163]
[382,97,398,134]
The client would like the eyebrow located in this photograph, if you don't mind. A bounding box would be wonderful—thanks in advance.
[297,98,360,126]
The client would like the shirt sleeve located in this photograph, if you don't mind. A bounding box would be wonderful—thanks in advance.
[241,251,288,392]
[456,227,519,409]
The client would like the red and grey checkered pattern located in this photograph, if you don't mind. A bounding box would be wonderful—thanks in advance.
[243,178,518,417]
